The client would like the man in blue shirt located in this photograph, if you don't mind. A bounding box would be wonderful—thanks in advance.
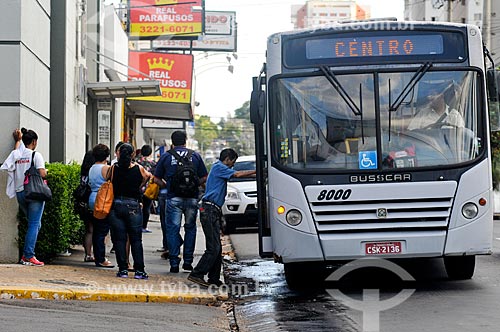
[154,131,208,273]
[188,148,256,287]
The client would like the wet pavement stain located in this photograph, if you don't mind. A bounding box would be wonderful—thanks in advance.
[224,259,360,332]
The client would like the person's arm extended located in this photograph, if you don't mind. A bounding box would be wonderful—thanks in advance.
[153,176,166,188]
[233,170,256,178]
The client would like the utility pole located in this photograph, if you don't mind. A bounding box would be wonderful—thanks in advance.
[447,0,454,22]
[483,0,492,50]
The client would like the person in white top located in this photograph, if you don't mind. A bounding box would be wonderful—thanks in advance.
[408,82,465,130]
[1,128,47,266]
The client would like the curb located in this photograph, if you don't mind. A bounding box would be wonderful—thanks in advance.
[0,286,228,303]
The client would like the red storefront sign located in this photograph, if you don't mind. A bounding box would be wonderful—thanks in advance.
[128,51,193,104]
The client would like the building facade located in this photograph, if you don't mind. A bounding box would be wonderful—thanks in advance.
[404,0,500,65]
[292,0,370,29]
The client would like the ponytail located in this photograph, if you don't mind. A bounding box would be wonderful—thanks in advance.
[21,127,38,146]
[118,143,134,168]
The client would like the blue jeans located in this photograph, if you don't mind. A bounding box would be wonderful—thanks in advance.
[192,204,222,282]
[159,193,168,250]
[16,191,45,259]
[92,215,110,265]
[166,197,198,267]
[108,198,145,272]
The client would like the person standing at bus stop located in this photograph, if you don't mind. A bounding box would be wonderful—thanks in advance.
[188,148,256,287]
[154,130,208,273]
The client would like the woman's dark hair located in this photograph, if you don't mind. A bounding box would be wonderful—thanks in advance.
[92,144,110,162]
[21,128,38,146]
[141,144,153,157]
[81,150,95,177]
[114,141,125,153]
[219,148,238,162]
[118,143,135,168]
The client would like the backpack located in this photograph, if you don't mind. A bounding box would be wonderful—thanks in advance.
[168,149,199,198]
[73,175,92,218]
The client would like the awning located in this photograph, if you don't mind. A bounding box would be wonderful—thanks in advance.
[86,80,161,99]
[125,99,193,121]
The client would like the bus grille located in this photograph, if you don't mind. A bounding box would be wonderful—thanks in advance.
[305,182,456,233]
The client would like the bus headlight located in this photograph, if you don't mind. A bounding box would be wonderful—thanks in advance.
[286,209,303,226]
[462,203,478,219]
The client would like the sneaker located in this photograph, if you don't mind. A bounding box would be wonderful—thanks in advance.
[57,249,72,257]
[134,271,149,280]
[156,247,167,252]
[187,274,209,288]
[84,255,95,262]
[20,256,44,266]
[182,263,193,272]
[161,251,169,259]
[170,266,179,273]
[116,270,128,278]
[142,228,152,233]
[208,279,224,287]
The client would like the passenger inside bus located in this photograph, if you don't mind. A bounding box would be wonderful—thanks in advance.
[407,82,464,130]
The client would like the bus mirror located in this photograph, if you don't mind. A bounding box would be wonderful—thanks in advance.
[487,69,500,131]
[250,90,266,125]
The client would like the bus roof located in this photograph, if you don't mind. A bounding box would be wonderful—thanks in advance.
[268,20,477,40]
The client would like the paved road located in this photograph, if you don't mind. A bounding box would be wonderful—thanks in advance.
[228,221,500,332]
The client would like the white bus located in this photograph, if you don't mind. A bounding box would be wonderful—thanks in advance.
[250,21,498,288]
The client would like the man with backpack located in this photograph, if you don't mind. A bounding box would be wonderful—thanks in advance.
[154,131,208,273]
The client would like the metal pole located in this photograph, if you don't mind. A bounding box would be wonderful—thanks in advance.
[447,0,453,22]
[484,0,492,50]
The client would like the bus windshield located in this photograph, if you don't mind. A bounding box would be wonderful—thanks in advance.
[271,70,483,171]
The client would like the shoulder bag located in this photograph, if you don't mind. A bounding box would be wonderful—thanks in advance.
[93,166,114,219]
[24,151,52,201]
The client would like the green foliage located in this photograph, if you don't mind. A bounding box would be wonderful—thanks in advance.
[491,130,500,189]
[17,163,84,262]
[234,101,250,119]
[194,115,219,151]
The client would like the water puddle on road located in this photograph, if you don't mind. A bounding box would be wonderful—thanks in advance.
[224,259,360,332]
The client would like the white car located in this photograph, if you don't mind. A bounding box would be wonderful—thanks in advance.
[221,155,257,234]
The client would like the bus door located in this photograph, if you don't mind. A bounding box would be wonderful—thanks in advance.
[250,74,273,258]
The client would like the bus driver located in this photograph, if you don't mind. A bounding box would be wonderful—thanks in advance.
[408,82,465,130]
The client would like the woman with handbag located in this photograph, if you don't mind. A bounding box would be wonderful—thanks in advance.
[79,150,95,262]
[88,144,114,268]
[11,128,47,266]
[109,143,151,279]
[136,144,157,233]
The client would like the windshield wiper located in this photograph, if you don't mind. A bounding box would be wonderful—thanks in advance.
[319,65,364,143]
[389,62,433,113]
[320,66,362,116]
[388,62,432,141]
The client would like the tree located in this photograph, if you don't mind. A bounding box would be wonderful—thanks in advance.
[234,101,250,120]
[193,115,218,153]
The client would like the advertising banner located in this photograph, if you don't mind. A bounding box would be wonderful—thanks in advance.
[128,0,204,39]
[128,52,193,104]
[152,11,236,51]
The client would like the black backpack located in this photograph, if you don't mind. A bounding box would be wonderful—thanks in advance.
[73,176,92,218]
[168,149,199,198]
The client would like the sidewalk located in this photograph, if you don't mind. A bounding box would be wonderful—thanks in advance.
[0,215,228,304]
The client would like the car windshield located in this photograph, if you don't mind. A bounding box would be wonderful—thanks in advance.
[229,159,256,182]
[270,70,483,171]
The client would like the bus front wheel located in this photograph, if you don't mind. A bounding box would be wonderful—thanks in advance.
[444,255,475,280]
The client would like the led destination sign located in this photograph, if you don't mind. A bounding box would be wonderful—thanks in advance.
[306,35,444,59]
[283,29,467,68]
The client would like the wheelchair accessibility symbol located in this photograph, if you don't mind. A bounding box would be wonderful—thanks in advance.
[359,151,377,170]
